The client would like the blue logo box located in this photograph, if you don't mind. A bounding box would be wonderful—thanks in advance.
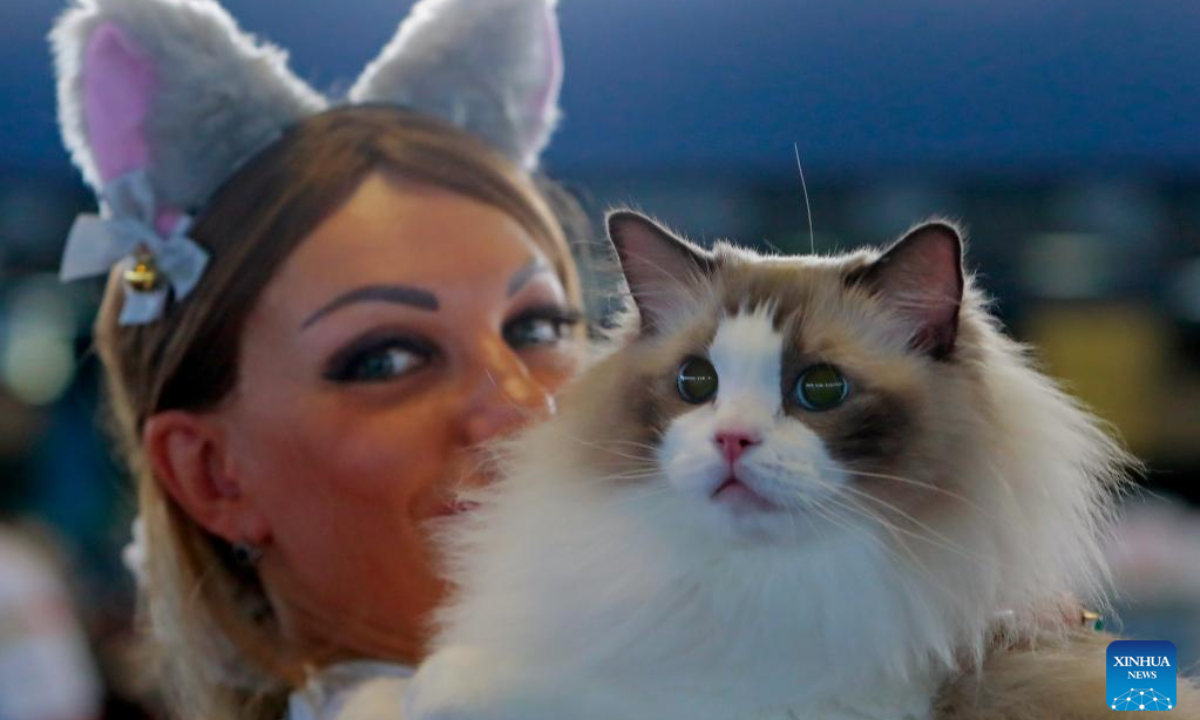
[1107,640,1177,711]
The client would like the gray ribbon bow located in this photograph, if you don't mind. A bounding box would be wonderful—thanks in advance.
[59,169,209,325]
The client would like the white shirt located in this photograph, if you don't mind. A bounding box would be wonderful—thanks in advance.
[286,661,414,720]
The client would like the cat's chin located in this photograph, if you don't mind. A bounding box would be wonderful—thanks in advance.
[711,477,780,514]
[704,488,819,546]
[692,469,828,545]
[714,509,818,546]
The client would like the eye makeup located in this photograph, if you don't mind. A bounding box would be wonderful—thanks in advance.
[503,304,583,348]
[319,296,582,386]
[322,328,437,383]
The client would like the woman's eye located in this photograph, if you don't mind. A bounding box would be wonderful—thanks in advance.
[325,340,431,383]
[794,363,850,411]
[505,308,581,349]
[677,356,718,404]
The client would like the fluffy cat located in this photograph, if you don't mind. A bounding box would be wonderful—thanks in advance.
[406,211,1198,720]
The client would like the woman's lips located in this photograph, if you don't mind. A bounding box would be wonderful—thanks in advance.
[431,499,480,518]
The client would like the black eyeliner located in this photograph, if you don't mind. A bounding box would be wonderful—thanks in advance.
[502,304,583,348]
[322,330,436,382]
[506,304,584,328]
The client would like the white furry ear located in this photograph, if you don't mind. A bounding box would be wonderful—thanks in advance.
[52,0,326,212]
[855,221,964,360]
[607,211,714,334]
[349,0,563,172]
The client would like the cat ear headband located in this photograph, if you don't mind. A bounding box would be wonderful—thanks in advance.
[52,0,564,325]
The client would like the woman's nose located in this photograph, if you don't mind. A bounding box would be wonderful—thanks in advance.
[463,337,555,446]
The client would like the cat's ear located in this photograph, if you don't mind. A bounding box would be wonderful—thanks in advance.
[349,0,563,172]
[52,0,325,213]
[607,211,715,333]
[851,221,964,360]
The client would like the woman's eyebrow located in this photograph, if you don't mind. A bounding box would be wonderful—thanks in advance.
[301,284,439,329]
[507,259,550,297]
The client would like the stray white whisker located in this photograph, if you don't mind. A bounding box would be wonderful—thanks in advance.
[793,141,814,255]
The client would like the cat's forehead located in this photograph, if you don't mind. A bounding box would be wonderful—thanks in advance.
[635,242,900,372]
[710,244,875,322]
[666,244,911,374]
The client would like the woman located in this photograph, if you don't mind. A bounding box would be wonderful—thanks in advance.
[51,0,581,718]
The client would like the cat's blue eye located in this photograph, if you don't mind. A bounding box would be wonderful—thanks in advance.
[677,356,718,404]
[794,364,849,411]
[324,336,433,383]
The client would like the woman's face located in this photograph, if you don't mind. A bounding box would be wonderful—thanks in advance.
[216,173,581,662]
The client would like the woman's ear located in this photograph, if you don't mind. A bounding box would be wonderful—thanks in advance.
[142,410,270,546]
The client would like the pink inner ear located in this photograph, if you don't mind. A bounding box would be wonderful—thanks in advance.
[83,22,157,184]
[871,226,963,357]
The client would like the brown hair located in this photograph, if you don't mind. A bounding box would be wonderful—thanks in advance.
[96,106,581,720]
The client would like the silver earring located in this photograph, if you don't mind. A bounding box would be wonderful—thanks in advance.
[232,541,263,567]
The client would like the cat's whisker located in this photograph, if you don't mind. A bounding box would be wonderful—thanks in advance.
[797,494,920,580]
[840,481,1036,579]
[791,494,854,551]
[831,484,990,567]
[756,459,979,516]
[473,372,658,470]
[558,437,656,465]
[814,464,988,515]
[833,482,967,547]
[720,459,988,572]
[774,487,808,544]
[777,475,882,549]
[477,365,594,469]
[603,438,660,448]
[597,439,664,453]
[602,469,667,482]
[534,423,660,465]
[814,493,962,602]
[763,456,993,529]
[797,470,962,563]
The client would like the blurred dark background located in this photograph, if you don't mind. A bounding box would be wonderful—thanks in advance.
[1,1,1198,717]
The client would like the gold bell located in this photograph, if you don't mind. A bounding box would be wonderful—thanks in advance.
[124,248,162,292]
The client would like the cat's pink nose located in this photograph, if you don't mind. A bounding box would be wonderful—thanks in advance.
[714,431,760,464]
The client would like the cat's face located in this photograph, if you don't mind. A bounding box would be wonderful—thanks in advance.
[658,304,854,542]
[570,212,971,545]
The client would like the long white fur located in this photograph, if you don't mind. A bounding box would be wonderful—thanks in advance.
[408,267,1128,718]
